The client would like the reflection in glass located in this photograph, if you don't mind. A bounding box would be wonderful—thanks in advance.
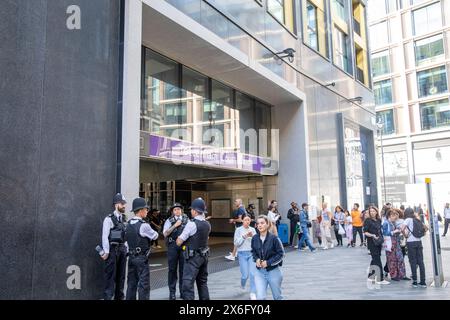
[417,66,448,98]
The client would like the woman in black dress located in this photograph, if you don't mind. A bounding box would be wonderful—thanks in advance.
[364,206,390,285]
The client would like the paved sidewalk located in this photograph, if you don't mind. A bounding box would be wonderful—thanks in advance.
[150,235,450,300]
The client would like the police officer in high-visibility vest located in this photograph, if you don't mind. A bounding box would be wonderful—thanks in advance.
[125,197,158,300]
[176,198,211,300]
[101,193,128,300]
[163,202,189,300]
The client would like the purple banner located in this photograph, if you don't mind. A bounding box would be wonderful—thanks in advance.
[149,134,264,174]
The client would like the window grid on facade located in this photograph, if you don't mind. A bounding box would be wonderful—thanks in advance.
[374,79,393,105]
[377,109,396,135]
[420,98,450,130]
[371,50,391,77]
[414,33,445,66]
[412,2,442,36]
[417,65,448,98]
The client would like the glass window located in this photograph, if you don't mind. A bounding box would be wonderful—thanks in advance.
[376,110,395,135]
[141,47,274,157]
[371,50,391,77]
[268,0,285,24]
[334,27,351,73]
[141,49,180,136]
[255,100,272,157]
[414,34,444,66]
[420,98,450,130]
[412,2,442,36]
[387,0,397,12]
[332,0,348,21]
[411,0,427,5]
[306,1,319,51]
[417,65,448,98]
[370,21,389,49]
[374,79,393,105]
[368,0,387,21]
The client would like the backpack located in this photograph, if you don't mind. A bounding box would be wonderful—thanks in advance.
[409,219,426,238]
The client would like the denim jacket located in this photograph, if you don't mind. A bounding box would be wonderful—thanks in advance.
[299,209,310,227]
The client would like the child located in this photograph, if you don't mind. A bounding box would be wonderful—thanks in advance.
[345,210,353,247]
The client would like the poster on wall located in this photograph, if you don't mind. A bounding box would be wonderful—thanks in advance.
[343,120,365,209]
[210,199,231,218]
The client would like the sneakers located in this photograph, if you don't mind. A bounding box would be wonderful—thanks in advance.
[225,254,236,261]
[402,276,411,281]
[249,293,257,300]
[330,243,335,249]
[375,280,390,285]
[322,246,328,250]
[311,249,317,253]
[294,245,298,249]
[412,281,418,288]
[419,282,427,288]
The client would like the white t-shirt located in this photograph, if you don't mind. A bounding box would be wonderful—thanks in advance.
[404,218,420,243]
[444,208,450,219]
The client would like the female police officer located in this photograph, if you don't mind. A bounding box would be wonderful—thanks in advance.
[163,202,189,300]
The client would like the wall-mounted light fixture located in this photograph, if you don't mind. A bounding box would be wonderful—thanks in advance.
[274,48,295,63]
[348,96,363,104]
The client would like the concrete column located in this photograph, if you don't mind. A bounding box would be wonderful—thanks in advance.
[121,0,142,212]
[271,100,310,221]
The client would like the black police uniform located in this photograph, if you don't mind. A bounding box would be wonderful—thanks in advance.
[125,218,151,300]
[103,212,127,300]
[182,218,211,300]
[166,214,189,299]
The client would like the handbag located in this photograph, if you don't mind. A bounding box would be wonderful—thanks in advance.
[338,224,345,235]
[383,236,392,252]
[307,221,312,228]
[373,234,384,246]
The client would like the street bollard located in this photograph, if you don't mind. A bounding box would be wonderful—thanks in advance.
[425,178,447,288]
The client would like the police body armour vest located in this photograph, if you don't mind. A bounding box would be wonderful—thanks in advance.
[185,219,211,250]
[125,219,150,253]
[108,213,126,243]
[168,215,189,242]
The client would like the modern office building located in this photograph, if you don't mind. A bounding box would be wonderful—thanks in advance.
[1,0,376,299]
[369,0,450,206]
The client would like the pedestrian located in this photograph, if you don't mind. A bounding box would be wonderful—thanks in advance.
[344,210,353,247]
[125,197,159,300]
[442,203,450,237]
[149,209,163,249]
[397,208,408,257]
[270,200,281,229]
[251,215,285,300]
[225,199,246,261]
[351,203,364,247]
[100,193,128,300]
[268,204,280,236]
[401,207,427,288]
[287,202,300,247]
[298,203,316,252]
[382,209,407,281]
[247,203,257,229]
[320,203,333,249]
[364,206,389,285]
[332,205,345,246]
[163,202,189,300]
[314,214,322,247]
[176,198,211,300]
[234,214,257,300]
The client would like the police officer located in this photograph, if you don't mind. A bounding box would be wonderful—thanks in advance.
[176,198,211,300]
[101,193,128,300]
[125,197,158,300]
[163,203,189,300]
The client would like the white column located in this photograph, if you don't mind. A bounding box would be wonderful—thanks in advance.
[271,100,310,220]
[121,0,142,213]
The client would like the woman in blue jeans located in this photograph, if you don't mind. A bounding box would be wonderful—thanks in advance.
[234,214,257,300]
[251,215,285,300]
